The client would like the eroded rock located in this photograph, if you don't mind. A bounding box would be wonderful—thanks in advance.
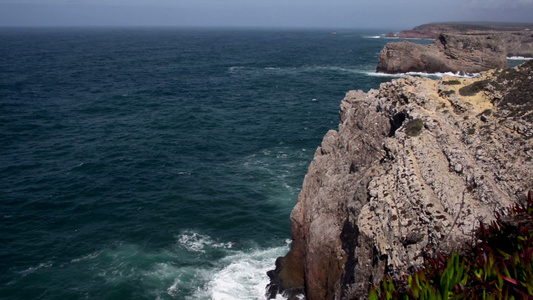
[376,34,508,74]
[267,61,533,300]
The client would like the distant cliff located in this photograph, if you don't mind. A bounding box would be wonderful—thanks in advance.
[267,61,533,300]
[396,22,533,38]
[376,34,508,74]
[394,22,533,58]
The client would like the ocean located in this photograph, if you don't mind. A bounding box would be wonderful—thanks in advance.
[1,28,517,300]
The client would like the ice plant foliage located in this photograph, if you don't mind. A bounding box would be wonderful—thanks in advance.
[370,192,533,299]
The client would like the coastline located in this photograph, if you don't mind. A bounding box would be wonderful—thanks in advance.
[267,27,533,297]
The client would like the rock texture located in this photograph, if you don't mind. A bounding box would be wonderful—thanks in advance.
[394,23,533,58]
[396,30,440,40]
[502,32,533,57]
[376,34,508,74]
[267,61,533,300]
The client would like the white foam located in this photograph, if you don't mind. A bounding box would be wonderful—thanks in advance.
[194,241,291,300]
[363,35,382,39]
[508,56,533,60]
[70,251,102,263]
[15,235,292,299]
[228,66,246,72]
[365,71,400,77]
[17,261,53,276]
[166,278,183,297]
[406,71,480,78]
[177,231,234,254]
[314,66,362,74]
[366,71,480,78]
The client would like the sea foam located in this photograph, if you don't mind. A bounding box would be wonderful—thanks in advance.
[508,56,533,60]
[366,71,480,78]
[177,231,234,254]
[193,240,291,300]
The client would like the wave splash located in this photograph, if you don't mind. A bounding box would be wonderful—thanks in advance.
[366,71,480,78]
[508,56,533,60]
[177,231,234,254]
[192,241,291,300]
[228,64,481,80]
[9,232,289,300]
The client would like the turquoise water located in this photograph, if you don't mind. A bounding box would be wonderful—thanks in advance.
[1,27,408,299]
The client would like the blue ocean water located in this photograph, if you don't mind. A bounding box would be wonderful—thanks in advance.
[1,27,405,299]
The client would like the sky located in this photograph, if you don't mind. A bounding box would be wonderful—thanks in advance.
[0,0,532,29]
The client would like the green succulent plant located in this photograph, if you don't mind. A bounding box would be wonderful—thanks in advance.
[370,192,533,300]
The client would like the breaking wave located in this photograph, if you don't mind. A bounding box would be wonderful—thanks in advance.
[508,56,533,60]
[192,240,292,300]
[8,233,290,300]
[366,71,480,78]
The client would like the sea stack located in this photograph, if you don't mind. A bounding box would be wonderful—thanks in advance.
[376,33,508,74]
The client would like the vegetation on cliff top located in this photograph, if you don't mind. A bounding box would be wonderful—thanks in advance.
[370,192,533,300]
[492,61,533,123]
[405,119,425,137]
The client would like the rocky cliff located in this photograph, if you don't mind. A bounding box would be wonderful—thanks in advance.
[396,22,533,38]
[502,32,533,57]
[376,34,508,74]
[394,23,533,58]
[267,61,533,300]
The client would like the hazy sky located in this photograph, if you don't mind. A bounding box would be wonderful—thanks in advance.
[0,0,532,29]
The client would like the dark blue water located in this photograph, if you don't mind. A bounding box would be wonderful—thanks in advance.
[1,27,398,299]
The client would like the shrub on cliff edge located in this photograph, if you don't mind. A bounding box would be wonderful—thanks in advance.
[405,119,425,137]
[370,192,533,300]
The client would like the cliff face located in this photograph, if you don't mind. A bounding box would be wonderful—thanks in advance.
[267,61,533,300]
[503,32,533,57]
[376,34,508,74]
[410,22,533,33]
[394,23,533,58]
[396,22,533,36]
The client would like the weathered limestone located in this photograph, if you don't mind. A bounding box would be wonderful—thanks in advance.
[267,61,533,300]
[393,22,533,58]
[376,34,508,74]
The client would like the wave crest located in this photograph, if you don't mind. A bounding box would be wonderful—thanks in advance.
[177,231,234,254]
[508,56,533,61]
[366,71,480,78]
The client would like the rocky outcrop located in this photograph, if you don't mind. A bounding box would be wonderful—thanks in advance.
[396,22,533,40]
[396,30,439,39]
[267,61,533,300]
[503,32,533,57]
[376,34,508,74]
[394,23,533,58]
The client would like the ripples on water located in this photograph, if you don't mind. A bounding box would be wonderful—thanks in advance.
[1,28,395,299]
